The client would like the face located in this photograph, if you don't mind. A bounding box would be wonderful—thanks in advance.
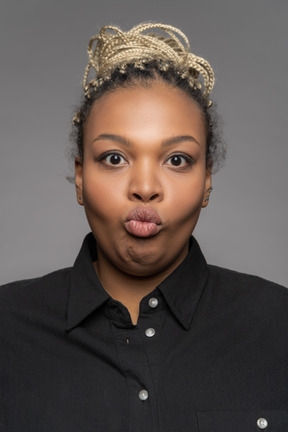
[75,81,211,277]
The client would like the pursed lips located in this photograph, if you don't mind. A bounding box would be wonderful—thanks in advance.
[124,207,162,238]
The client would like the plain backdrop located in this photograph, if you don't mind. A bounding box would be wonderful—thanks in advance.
[1,0,287,286]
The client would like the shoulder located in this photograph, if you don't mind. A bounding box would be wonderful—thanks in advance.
[208,264,287,286]
[206,264,288,315]
[0,268,74,355]
[208,264,287,292]
[0,267,72,290]
[0,267,72,310]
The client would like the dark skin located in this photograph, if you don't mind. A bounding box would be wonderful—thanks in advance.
[75,81,212,324]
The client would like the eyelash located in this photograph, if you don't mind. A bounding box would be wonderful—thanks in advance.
[97,151,194,169]
[165,153,194,168]
[97,152,127,166]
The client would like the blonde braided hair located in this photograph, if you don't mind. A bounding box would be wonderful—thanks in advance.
[82,22,214,102]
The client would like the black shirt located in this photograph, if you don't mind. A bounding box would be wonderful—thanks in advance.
[1,233,288,431]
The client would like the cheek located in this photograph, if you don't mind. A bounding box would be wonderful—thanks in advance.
[82,171,125,221]
[164,174,206,218]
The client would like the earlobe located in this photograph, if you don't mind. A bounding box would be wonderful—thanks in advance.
[202,170,213,208]
[75,157,84,206]
[202,186,213,207]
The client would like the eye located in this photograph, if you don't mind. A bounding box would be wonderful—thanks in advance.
[165,154,193,168]
[98,152,127,167]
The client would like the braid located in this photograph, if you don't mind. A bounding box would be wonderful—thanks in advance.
[81,23,214,101]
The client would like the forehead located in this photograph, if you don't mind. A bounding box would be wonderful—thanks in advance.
[84,81,206,147]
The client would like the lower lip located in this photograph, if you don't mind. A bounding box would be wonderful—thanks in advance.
[125,220,161,238]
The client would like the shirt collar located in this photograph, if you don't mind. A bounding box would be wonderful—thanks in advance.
[66,234,110,330]
[157,237,208,329]
[66,233,208,331]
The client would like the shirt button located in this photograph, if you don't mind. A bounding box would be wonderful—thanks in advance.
[148,297,158,308]
[257,418,268,429]
[139,389,148,401]
[145,328,156,337]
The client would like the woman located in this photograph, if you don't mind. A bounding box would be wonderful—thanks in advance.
[1,23,287,432]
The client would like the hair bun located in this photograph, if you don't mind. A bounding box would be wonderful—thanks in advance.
[82,22,215,99]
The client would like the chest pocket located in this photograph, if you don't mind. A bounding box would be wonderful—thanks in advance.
[197,409,288,431]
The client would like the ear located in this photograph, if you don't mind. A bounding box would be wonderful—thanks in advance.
[202,169,212,208]
[75,157,84,206]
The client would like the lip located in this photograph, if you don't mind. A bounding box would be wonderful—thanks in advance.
[124,207,162,238]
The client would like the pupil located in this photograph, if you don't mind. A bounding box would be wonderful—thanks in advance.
[171,156,181,166]
[111,154,121,164]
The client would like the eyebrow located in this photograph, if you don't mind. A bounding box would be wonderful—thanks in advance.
[92,134,132,147]
[161,135,200,147]
[92,133,200,147]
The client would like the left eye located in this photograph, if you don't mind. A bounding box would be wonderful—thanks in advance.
[166,154,191,167]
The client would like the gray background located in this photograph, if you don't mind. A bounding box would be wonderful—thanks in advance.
[1,0,287,286]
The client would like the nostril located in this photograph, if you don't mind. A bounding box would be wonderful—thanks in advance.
[150,194,159,201]
[132,193,159,201]
[133,193,142,200]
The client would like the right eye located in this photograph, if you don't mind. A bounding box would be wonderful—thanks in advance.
[98,152,127,167]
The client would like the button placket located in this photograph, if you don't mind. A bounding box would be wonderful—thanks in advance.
[110,314,157,429]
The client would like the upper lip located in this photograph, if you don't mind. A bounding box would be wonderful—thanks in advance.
[125,206,162,224]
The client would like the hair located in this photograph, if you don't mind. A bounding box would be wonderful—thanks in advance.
[70,23,225,173]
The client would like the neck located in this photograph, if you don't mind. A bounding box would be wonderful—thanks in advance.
[94,253,177,325]
[94,241,189,324]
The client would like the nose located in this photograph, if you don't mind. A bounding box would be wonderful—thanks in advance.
[128,160,163,203]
